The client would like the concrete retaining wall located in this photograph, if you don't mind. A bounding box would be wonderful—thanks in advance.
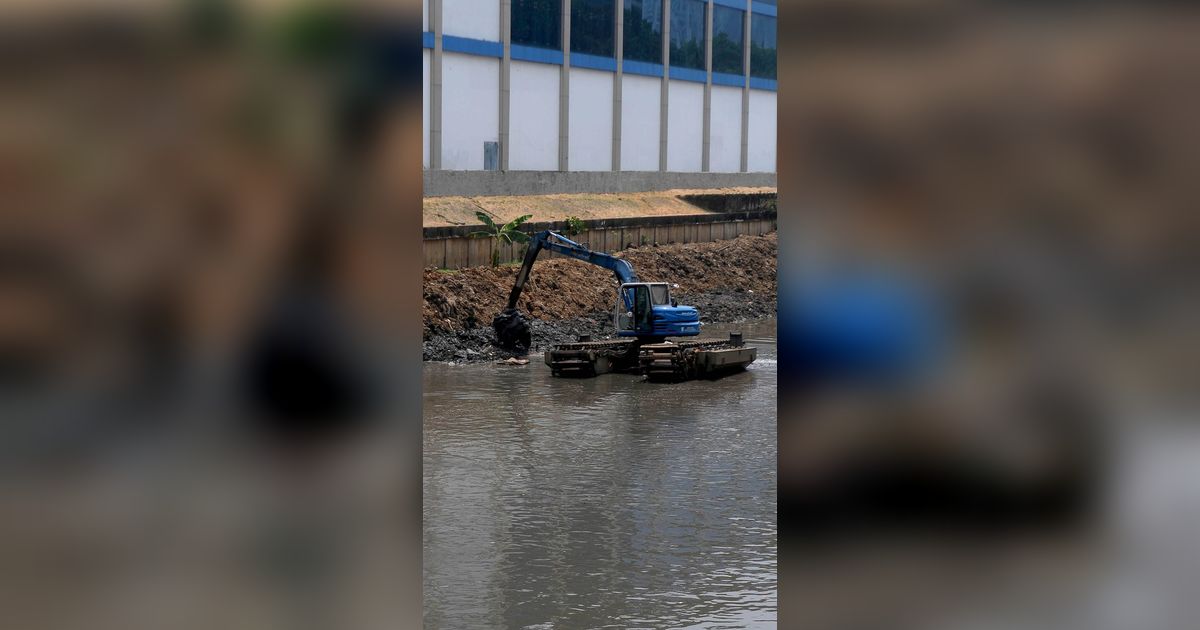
[424,210,777,269]
[424,170,777,197]
[676,192,776,213]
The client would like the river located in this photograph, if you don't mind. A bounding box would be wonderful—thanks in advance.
[423,320,777,629]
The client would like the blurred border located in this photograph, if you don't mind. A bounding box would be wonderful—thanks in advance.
[1,1,424,627]
[778,0,1200,627]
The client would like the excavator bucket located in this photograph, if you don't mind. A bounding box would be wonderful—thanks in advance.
[493,307,531,350]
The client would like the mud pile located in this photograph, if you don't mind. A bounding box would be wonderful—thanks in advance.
[423,233,776,361]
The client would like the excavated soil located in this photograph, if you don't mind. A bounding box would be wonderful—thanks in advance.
[423,233,776,362]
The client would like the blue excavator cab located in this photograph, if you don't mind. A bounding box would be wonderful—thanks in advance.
[615,283,701,338]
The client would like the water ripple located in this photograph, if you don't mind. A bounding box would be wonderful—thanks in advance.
[424,320,777,629]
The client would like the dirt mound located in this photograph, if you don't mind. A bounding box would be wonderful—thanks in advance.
[423,233,777,336]
[422,315,614,362]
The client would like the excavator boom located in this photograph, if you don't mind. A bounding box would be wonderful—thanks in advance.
[504,231,638,312]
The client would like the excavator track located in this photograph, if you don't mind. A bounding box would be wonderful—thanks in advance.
[545,333,756,381]
[640,333,757,382]
[544,339,640,377]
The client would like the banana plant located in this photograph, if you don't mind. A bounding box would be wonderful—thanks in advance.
[468,211,532,267]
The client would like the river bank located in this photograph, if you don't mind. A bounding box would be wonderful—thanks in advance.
[422,233,777,362]
[423,187,775,227]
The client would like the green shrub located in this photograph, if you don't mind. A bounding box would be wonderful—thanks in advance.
[469,211,532,267]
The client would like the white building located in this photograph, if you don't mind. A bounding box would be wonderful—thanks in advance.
[423,0,776,185]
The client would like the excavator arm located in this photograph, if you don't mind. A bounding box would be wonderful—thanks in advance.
[496,230,636,349]
[505,231,638,311]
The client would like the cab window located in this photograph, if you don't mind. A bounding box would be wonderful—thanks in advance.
[649,284,670,305]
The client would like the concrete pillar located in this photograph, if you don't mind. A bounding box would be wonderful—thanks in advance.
[500,0,512,170]
[612,0,624,171]
[702,0,713,172]
[659,0,670,172]
[559,0,572,171]
[430,0,443,170]
[740,0,750,173]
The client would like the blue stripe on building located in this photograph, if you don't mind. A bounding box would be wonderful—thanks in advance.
[570,52,618,72]
[669,66,708,84]
[749,76,777,91]
[751,2,776,17]
[441,35,503,58]
[622,59,664,78]
[511,44,565,65]
[427,33,773,92]
[712,72,745,88]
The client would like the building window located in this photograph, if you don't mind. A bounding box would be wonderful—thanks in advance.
[711,5,743,76]
[571,0,615,57]
[750,13,775,79]
[622,0,662,64]
[669,0,705,71]
[512,0,561,50]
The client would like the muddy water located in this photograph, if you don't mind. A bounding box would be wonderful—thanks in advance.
[423,320,777,629]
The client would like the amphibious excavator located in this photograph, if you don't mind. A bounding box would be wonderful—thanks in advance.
[492,230,755,380]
